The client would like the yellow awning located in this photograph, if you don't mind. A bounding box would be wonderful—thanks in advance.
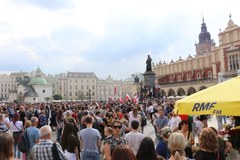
[174,76,240,116]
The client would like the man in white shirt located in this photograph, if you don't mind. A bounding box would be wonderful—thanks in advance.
[168,111,181,132]
[125,120,145,155]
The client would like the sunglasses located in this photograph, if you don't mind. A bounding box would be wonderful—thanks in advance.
[113,125,122,129]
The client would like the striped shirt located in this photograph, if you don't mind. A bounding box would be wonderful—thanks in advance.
[33,139,67,160]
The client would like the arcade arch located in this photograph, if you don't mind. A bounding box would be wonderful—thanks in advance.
[167,89,176,96]
[187,87,196,95]
[198,85,207,91]
[177,88,186,96]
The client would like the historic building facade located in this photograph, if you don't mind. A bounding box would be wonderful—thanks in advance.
[153,16,240,97]
[97,75,122,101]
[66,72,97,101]
[122,73,144,97]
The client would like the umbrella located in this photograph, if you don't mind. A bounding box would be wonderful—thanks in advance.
[168,96,175,99]
[174,76,240,116]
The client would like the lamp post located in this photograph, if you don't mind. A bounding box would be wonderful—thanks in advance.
[89,89,91,101]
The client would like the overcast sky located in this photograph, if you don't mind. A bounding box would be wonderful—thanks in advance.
[0,0,239,80]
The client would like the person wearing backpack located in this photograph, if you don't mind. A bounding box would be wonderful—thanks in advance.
[38,110,47,128]
[9,113,24,159]
[137,106,147,133]
[33,125,67,160]
[25,117,40,160]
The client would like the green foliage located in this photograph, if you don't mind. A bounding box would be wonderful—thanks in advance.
[78,90,85,100]
[16,76,31,86]
[53,94,63,100]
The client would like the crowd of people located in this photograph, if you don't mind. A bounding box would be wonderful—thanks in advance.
[0,97,238,160]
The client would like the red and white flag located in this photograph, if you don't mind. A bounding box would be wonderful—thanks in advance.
[118,98,124,104]
[114,85,117,95]
[108,96,113,102]
[133,95,139,103]
[125,94,131,101]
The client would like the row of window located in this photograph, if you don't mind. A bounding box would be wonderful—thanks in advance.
[69,85,95,90]
[228,54,240,70]
[68,74,95,78]
[0,94,7,98]
[0,83,10,87]
[69,91,95,97]
[0,88,10,92]
[69,79,95,83]
[170,71,212,82]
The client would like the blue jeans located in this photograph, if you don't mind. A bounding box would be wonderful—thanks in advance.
[14,144,21,158]
[57,128,63,142]
[81,152,99,160]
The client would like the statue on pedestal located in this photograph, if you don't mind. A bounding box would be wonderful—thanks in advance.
[146,55,152,72]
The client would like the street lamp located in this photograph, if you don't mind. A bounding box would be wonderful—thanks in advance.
[89,89,91,101]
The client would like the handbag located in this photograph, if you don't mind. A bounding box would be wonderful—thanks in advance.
[12,122,23,145]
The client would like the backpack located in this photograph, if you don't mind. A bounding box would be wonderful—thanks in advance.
[139,112,147,127]
[39,114,46,126]
[18,130,29,153]
[52,143,60,160]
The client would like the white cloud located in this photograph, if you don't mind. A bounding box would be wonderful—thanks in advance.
[0,0,240,79]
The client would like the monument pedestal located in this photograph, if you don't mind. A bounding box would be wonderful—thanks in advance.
[143,71,156,88]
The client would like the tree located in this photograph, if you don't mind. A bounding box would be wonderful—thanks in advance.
[53,94,63,100]
[78,90,85,101]
[16,76,31,86]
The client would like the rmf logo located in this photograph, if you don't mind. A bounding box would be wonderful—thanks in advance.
[192,102,217,111]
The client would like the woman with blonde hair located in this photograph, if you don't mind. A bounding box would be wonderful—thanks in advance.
[0,132,14,160]
[168,132,193,160]
[129,107,141,129]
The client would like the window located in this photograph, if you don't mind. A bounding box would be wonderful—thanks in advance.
[197,72,201,79]
[75,80,77,83]
[87,80,89,83]
[81,85,83,90]
[92,85,95,90]
[87,85,89,90]
[208,71,212,78]
[229,54,240,70]
[187,74,191,80]
[170,77,173,83]
[178,75,181,82]
[70,80,72,83]
[75,85,78,89]
[43,89,45,93]
[70,92,72,96]
[75,91,77,96]
[70,86,72,90]
[92,80,95,83]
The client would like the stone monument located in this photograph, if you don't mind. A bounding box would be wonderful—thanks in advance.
[144,55,156,88]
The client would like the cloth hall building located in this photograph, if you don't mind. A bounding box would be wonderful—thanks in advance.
[153,16,240,97]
